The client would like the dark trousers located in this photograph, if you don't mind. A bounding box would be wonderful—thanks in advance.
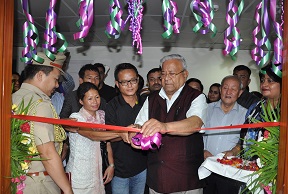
[101,141,113,194]
[204,173,247,194]
[105,182,112,194]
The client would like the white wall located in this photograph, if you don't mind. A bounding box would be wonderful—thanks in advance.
[14,46,261,94]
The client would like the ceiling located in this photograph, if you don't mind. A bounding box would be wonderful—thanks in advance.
[14,0,264,51]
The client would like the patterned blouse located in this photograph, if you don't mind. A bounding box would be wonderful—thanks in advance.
[66,107,105,194]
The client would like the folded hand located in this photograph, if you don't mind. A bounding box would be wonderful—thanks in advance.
[140,118,167,137]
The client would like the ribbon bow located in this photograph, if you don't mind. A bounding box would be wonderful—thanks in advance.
[132,132,162,150]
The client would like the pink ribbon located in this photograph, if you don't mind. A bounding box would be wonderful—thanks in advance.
[132,132,162,150]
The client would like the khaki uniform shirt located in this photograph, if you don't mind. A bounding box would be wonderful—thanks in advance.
[12,83,63,172]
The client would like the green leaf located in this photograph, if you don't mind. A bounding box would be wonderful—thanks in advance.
[243,100,280,194]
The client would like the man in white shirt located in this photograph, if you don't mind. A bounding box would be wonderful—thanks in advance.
[135,54,207,194]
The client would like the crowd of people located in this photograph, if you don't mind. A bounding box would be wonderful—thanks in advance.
[11,52,281,194]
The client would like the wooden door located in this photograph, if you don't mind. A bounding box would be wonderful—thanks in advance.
[276,1,288,193]
[0,0,14,193]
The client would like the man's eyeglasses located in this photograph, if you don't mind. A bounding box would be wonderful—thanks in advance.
[161,69,185,79]
[118,78,138,86]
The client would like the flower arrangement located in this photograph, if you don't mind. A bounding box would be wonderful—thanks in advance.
[243,100,280,194]
[11,99,41,194]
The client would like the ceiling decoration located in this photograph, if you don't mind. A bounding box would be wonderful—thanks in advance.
[14,0,283,77]
[14,0,264,51]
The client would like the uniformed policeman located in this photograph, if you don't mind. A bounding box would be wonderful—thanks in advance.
[12,52,73,194]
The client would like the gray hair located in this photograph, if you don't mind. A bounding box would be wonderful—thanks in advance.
[160,54,187,70]
[221,75,243,90]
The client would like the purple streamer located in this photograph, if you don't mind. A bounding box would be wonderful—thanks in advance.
[251,0,271,68]
[132,133,162,150]
[74,0,94,40]
[170,0,180,33]
[223,0,243,58]
[163,8,173,26]
[105,0,125,39]
[21,0,39,64]
[43,0,58,56]
[270,0,283,67]
[161,0,180,38]
[191,0,218,36]
[280,0,284,27]
[251,2,262,62]
[125,0,144,54]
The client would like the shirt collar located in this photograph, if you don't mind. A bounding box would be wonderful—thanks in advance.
[118,93,141,106]
[79,107,98,122]
[216,100,240,112]
[21,83,50,101]
[159,84,185,101]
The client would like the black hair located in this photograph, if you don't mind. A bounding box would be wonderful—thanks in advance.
[233,65,252,76]
[77,82,99,101]
[62,51,71,71]
[21,65,54,81]
[186,78,204,92]
[207,83,221,103]
[94,63,105,72]
[209,83,221,89]
[114,63,138,81]
[259,62,282,85]
[78,64,100,79]
[64,51,70,58]
[146,67,161,80]
[12,72,20,77]
[137,74,144,94]
[251,91,263,99]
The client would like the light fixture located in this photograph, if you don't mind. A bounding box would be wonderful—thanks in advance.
[213,4,219,12]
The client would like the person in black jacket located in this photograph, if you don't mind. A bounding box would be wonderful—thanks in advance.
[94,63,117,103]
[60,64,106,118]
[233,65,260,109]
[106,63,147,194]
